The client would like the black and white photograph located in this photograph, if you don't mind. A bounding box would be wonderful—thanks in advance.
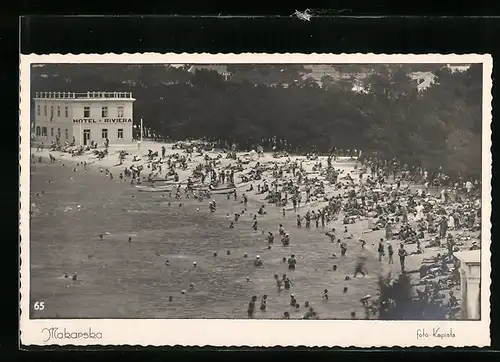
[19,53,491,347]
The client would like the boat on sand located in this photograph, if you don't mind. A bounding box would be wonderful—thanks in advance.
[136,185,171,192]
[209,185,236,194]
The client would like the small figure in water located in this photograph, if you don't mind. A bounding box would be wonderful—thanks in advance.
[340,240,347,256]
[260,295,268,311]
[323,289,329,300]
[254,255,263,267]
[287,254,297,270]
[275,274,283,291]
[247,296,257,318]
[354,256,368,278]
[283,274,292,290]
[281,233,290,246]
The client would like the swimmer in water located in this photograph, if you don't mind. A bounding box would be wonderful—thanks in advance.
[274,274,283,291]
[354,256,368,278]
[323,289,329,300]
[260,295,267,311]
[247,296,257,319]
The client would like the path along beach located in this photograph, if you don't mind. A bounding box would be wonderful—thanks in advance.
[28,140,481,319]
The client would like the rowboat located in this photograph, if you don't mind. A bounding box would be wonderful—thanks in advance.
[136,185,171,192]
[209,185,236,194]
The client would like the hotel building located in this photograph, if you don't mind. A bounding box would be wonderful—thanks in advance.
[33,91,135,146]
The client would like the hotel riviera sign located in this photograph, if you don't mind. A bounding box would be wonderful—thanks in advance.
[73,118,133,124]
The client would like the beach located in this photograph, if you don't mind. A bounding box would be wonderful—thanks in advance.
[29,140,477,319]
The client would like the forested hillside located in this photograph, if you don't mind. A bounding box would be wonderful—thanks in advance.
[31,63,483,176]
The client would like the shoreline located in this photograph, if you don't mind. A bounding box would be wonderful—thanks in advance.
[30,142,421,270]
[29,140,480,319]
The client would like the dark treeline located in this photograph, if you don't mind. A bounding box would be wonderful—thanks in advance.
[31,63,482,177]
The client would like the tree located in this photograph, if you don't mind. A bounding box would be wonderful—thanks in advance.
[31,63,482,177]
[378,272,448,320]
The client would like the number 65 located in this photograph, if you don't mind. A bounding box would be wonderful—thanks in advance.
[34,302,45,310]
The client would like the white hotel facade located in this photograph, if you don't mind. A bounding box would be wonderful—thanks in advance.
[33,91,135,146]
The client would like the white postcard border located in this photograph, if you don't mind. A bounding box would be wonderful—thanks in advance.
[19,53,492,347]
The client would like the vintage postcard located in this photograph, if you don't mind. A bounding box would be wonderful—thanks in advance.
[19,53,492,347]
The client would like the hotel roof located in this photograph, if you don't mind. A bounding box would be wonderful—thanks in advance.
[34,91,135,101]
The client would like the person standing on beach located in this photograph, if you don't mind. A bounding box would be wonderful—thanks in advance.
[385,221,393,240]
[378,239,385,262]
[305,212,311,228]
[401,204,408,223]
[387,241,394,264]
[446,233,455,257]
[398,244,407,272]
[439,216,448,240]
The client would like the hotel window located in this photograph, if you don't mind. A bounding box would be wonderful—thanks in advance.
[117,106,124,118]
[41,127,47,136]
[84,106,90,118]
[57,128,61,138]
[36,126,41,136]
[101,128,108,139]
[65,128,68,139]
[37,105,40,116]
[50,106,54,120]
[65,106,69,117]
[117,128,124,139]
[57,106,61,117]
[44,105,47,116]
[102,106,108,117]
[51,128,54,137]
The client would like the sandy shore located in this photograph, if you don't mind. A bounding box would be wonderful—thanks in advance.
[31,140,357,206]
[31,141,408,266]
[30,139,480,311]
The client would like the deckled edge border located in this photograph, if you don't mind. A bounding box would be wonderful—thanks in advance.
[18,53,493,348]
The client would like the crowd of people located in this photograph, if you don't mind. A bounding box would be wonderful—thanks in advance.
[31,139,482,320]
